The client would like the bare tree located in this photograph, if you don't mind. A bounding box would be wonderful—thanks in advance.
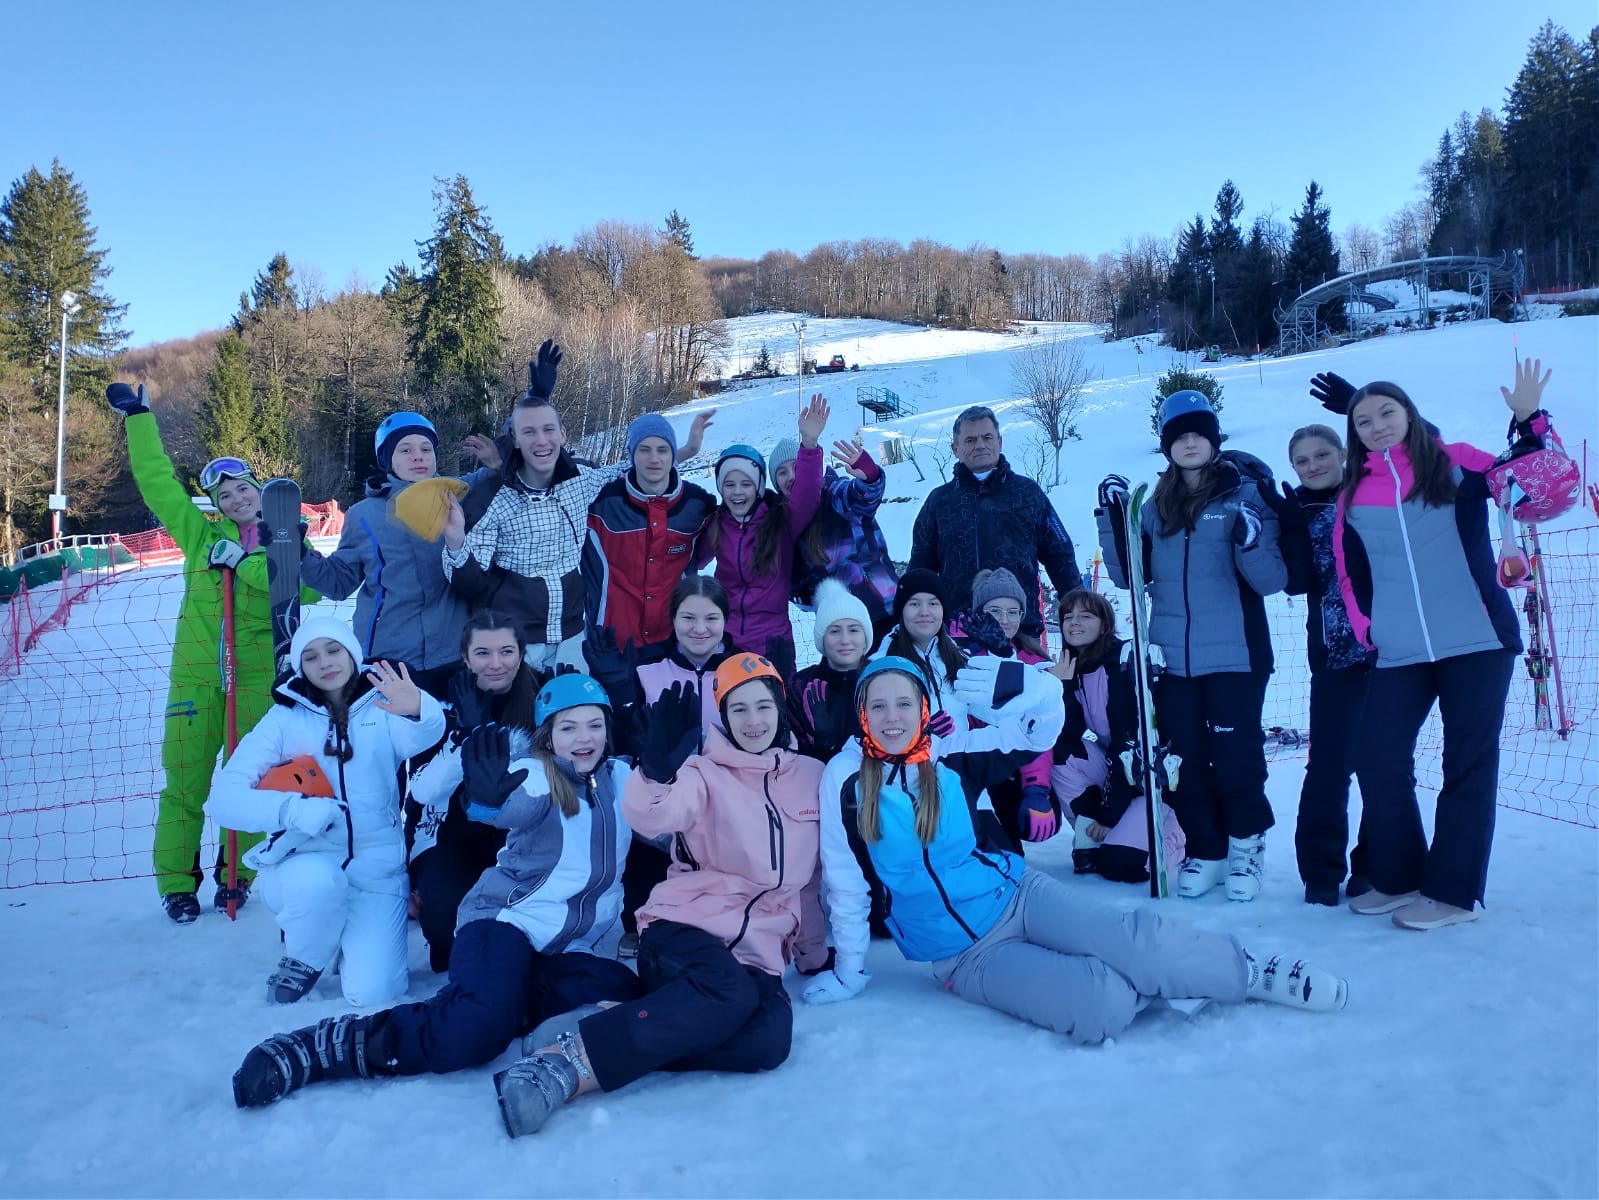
[1011,336,1097,486]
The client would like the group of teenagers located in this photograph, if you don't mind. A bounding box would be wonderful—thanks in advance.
[101,337,1562,1135]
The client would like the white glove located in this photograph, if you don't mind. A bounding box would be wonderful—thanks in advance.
[953,654,1056,724]
[280,795,341,837]
[802,964,871,1005]
[208,539,245,570]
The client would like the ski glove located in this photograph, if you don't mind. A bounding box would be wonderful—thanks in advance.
[802,963,871,1005]
[256,519,309,559]
[952,652,1044,721]
[1020,784,1059,842]
[927,709,955,738]
[104,382,150,416]
[208,539,246,570]
[1097,473,1131,510]
[583,626,637,700]
[963,610,1014,658]
[1309,371,1356,416]
[460,724,529,812]
[638,682,702,784]
[528,338,563,400]
[1232,505,1263,551]
[281,795,341,837]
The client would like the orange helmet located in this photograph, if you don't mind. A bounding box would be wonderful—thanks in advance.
[712,653,785,704]
[256,755,334,798]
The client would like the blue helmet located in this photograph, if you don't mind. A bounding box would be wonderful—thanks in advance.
[1157,390,1221,457]
[715,443,766,492]
[374,411,438,468]
[854,656,931,708]
[534,673,611,726]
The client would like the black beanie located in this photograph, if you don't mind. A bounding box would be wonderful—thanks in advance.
[893,568,947,624]
[1160,408,1221,458]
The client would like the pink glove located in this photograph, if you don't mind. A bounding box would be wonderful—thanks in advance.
[1020,785,1059,842]
[927,710,955,738]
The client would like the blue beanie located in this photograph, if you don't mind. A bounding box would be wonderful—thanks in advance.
[627,413,677,460]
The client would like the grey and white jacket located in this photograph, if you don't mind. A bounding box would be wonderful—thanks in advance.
[1097,457,1287,677]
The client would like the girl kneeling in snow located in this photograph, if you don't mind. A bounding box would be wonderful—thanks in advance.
[803,655,1347,1044]
[491,653,830,1138]
[231,674,642,1110]
[206,616,447,1007]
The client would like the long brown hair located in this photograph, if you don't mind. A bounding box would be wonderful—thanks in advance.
[1152,459,1224,533]
[1340,382,1456,508]
[531,713,608,818]
[702,491,791,576]
[1055,588,1118,673]
[886,625,967,686]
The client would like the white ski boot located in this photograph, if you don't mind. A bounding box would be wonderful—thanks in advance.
[494,1032,590,1138]
[1246,952,1347,1012]
[1225,834,1266,902]
[1176,856,1226,898]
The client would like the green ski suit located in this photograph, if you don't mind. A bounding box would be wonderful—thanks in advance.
[126,412,316,896]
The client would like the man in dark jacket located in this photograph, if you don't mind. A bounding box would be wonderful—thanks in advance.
[908,405,1082,634]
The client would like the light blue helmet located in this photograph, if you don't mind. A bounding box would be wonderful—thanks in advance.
[855,655,931,708]
[534,673,611,726]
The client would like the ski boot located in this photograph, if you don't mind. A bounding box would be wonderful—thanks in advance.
[232,1013,391,1108]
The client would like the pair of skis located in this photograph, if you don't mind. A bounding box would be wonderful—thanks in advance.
[1104,482,1179,899]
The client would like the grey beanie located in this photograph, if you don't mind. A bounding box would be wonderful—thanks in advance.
[971,567,1027,611]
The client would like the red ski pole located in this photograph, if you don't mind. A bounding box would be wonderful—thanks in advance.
[221,568,241,919]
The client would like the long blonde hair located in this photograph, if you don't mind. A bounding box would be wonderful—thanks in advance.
[856,757,943,845]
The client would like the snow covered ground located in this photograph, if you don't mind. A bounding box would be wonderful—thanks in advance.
[2,312,1597,1198]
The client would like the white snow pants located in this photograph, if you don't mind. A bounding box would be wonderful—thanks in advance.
[256,849,409,1008]
[931,870,1248,1044]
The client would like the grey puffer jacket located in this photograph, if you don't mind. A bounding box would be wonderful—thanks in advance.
[300,471,491,671]
[1097,457,1287,676]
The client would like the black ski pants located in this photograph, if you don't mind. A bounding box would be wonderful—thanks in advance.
[1155,669,1274,861]
[1354,649,1513,911]
[577,920,793,1093]
[381,919,642,1076]
[1295,664,1373,892]
[409,825,502,973]
[621,840,672,936]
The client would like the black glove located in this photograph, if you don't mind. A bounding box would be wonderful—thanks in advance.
[528,338,563,400]
[584,627,636,698]
[256,518,310,558]
[459,724,529,811]
[1097,473,1131,510]
[638,682,702,784]
[1232,504,1263,550]
[1254,477,1294,520]
[105,382,150,416]
[1309,372,1355,416]
[963,610,1014,658]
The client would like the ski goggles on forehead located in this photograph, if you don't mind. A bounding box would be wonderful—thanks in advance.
[200,458,254,491]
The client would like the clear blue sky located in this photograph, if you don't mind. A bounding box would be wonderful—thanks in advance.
[9,0,1594,345]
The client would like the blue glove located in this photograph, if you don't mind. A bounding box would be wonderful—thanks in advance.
[460,724,529,812]
[528,338,563,400]
[105,382,150,417]
[1020,784,1059,842]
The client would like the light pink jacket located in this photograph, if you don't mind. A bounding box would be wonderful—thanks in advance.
[624,726,828,977]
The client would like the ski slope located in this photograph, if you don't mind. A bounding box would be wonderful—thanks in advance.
[1,313,1596,1198]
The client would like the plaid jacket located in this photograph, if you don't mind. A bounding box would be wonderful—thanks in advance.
[444,450,624,644]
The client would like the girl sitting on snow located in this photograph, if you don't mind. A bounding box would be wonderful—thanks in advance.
[1048,589,1185,886]
[206,616,446,1007]
[1335,359,1565,930]
[405,610,539,972]
[791,579,874,761]
[230,673,643,1110]
[693,395,829,682]
[802,654,1347,1044]
[490,653,829,1138]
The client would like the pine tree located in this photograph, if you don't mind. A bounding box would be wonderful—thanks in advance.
[410,175,505,419]
[0,159,128,540]
[1285,181,1342,330]
[664,209,696,257]
[1165,215,1210,350]
[202,331,257,459]
[1151,367,1224,436]
[234,252,296,331]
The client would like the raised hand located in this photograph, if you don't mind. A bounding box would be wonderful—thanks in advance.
[1309,371,1356,416]
[462,433,503,471]
[460,723,529,811]
[105,382,150,417]
[584,627,637,697]
[529,338,563,400]
[367,660,422,718]
[683,408,716,459]
[830,437,869,477]
[962,609,1014,658]
[1500,357,1551,421]
[638,682,702,783]
[798,393,831,447]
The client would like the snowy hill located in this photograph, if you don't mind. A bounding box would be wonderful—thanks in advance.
[1,314,1596,1197]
